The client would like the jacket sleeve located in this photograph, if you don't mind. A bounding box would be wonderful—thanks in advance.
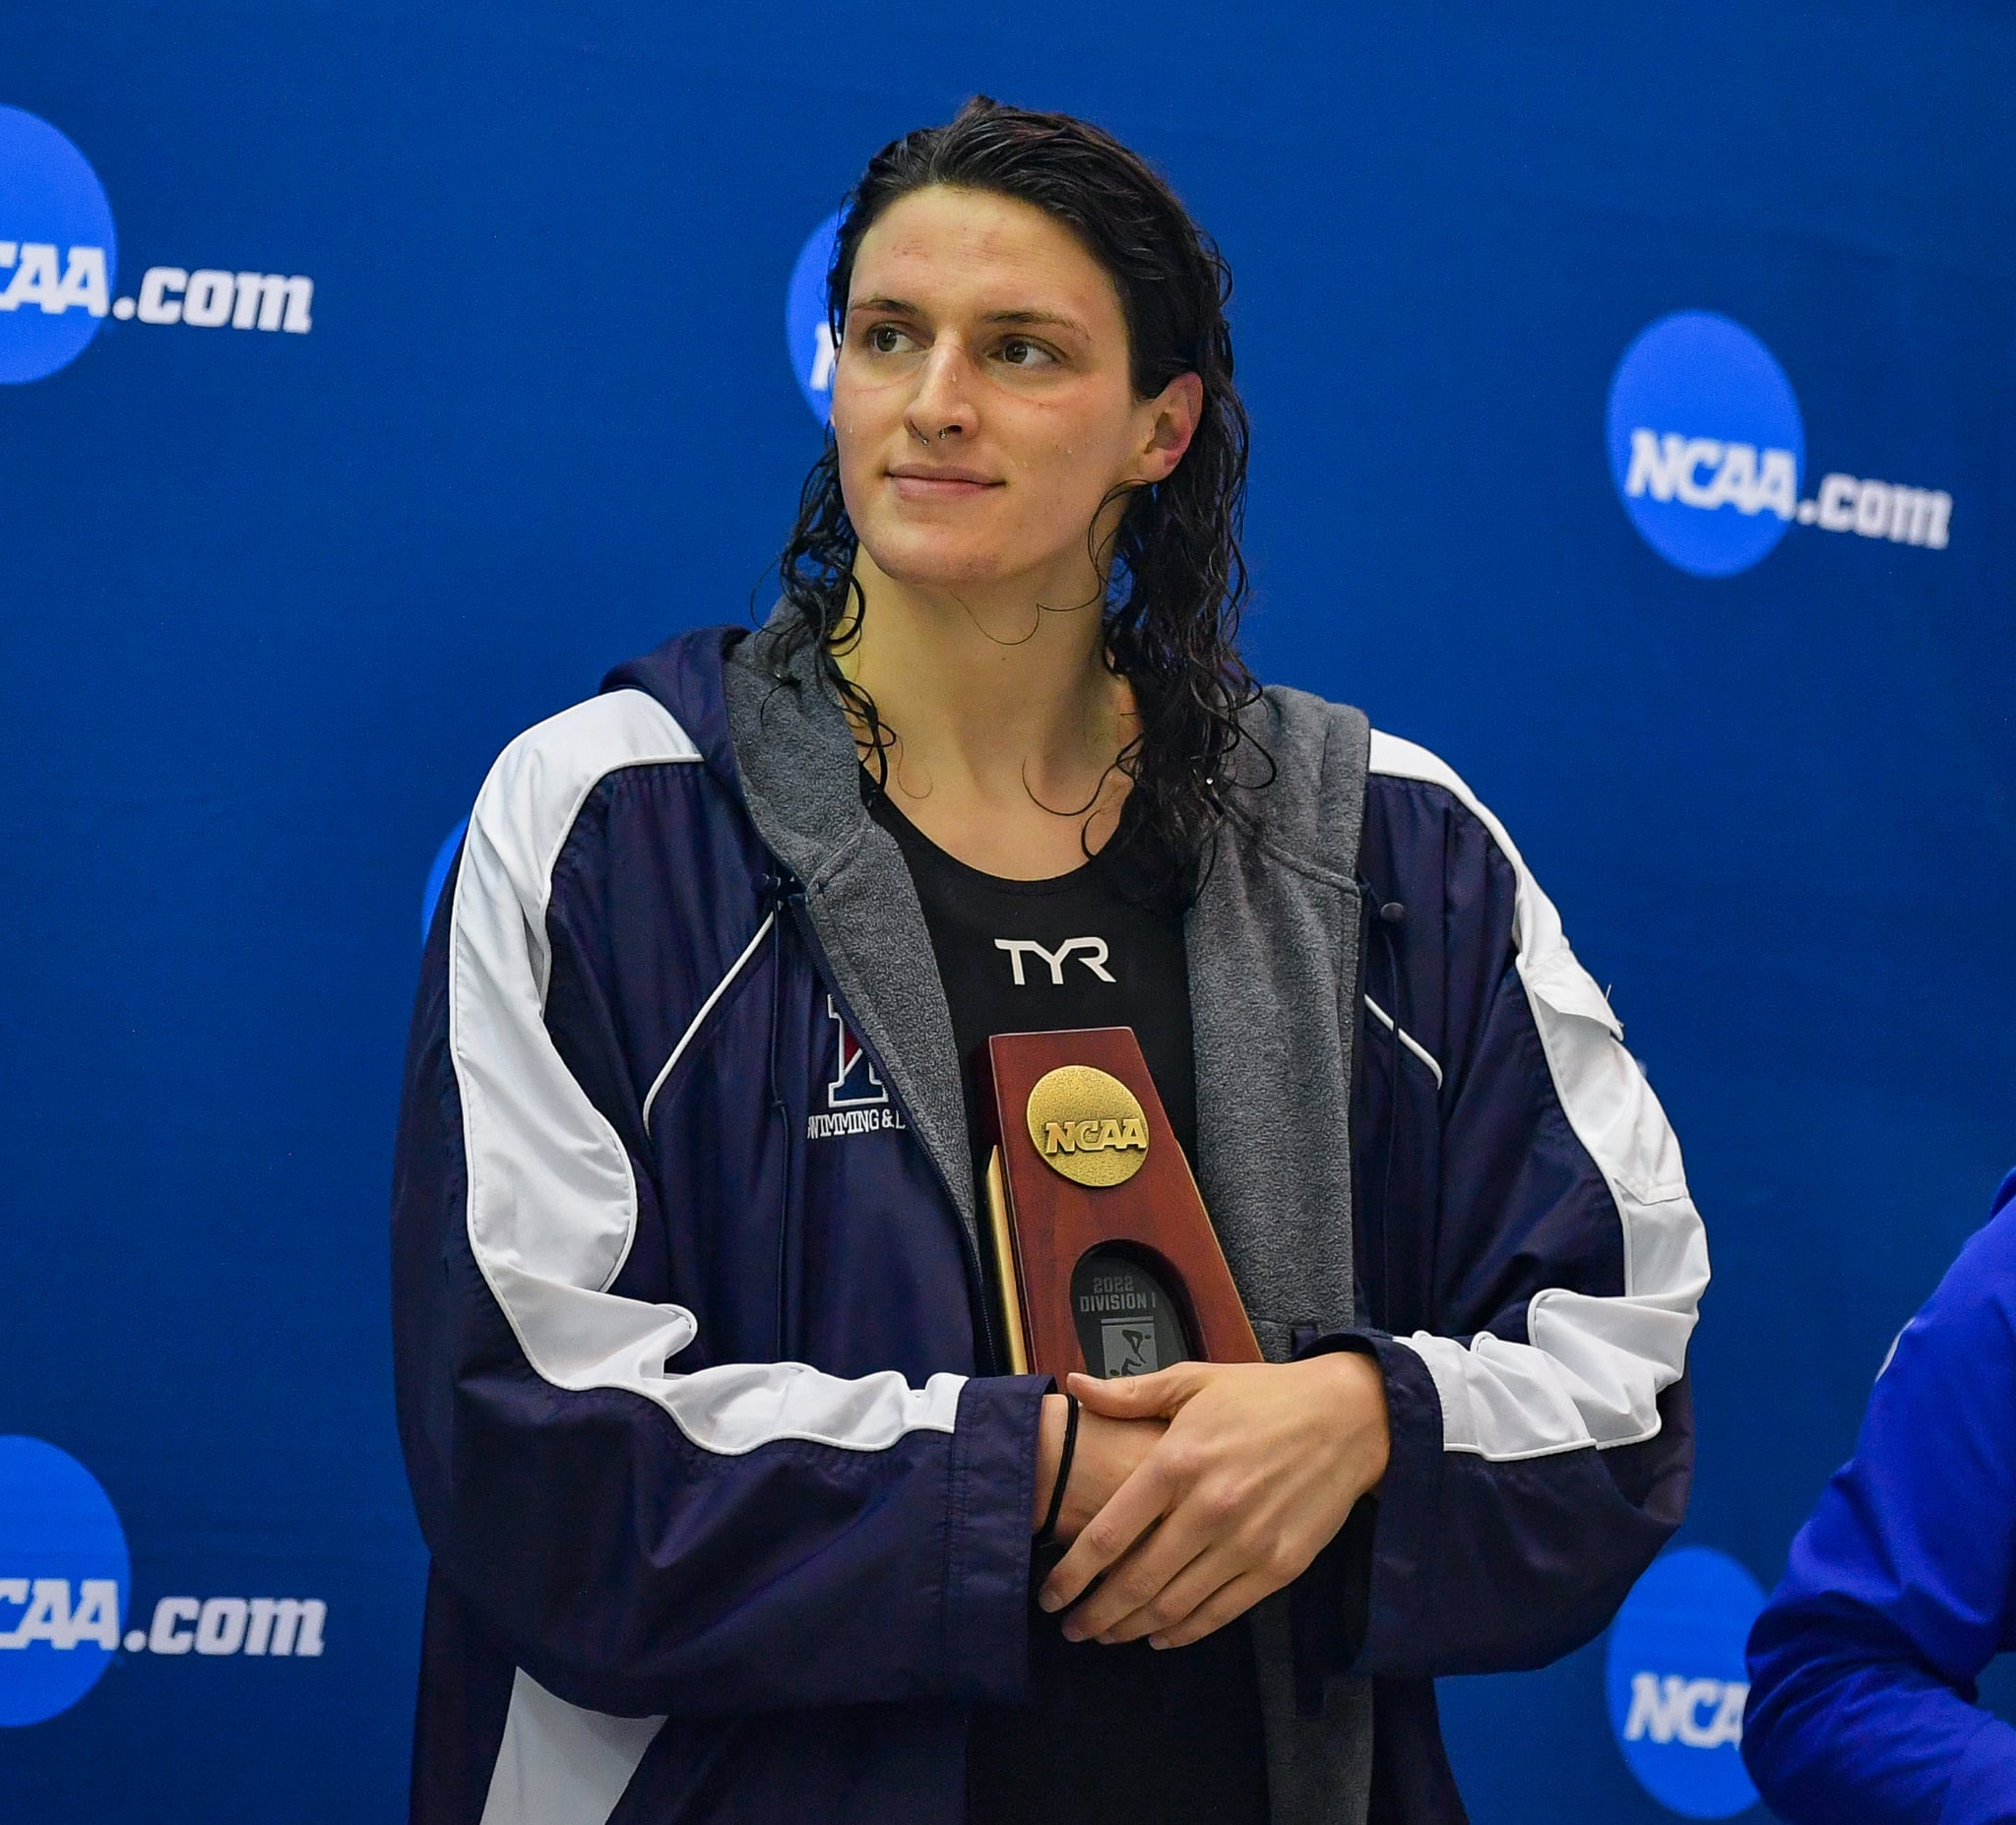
[1742,1175,2016,1825]
[391,691,1043,1721]
[1308,732,1707,1678]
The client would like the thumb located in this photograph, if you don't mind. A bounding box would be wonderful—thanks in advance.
[1068,1362,1205,1418]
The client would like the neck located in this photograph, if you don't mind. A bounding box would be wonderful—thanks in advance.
[836,546,1133,826]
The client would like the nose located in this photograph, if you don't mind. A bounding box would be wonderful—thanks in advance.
[903,341,978,445]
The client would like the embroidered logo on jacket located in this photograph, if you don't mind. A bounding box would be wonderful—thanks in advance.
[807,996,906,1140]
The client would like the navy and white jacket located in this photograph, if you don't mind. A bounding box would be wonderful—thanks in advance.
[391,619,1707,1825]
[1744,1168,2016,1824]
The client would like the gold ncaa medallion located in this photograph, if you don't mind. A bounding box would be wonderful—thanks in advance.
[1026,1065,1150,1188]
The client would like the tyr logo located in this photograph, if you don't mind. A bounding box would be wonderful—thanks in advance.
[825,996,888,1109]
[993,936,1116,986]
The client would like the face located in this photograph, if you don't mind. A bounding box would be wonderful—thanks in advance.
[831,185,1200,604]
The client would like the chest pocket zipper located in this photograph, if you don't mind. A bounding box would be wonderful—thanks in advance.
[640,906,780,1136]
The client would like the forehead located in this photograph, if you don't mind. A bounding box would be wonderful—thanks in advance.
[848,186,1124,330]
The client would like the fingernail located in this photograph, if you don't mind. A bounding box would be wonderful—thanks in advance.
[1037,1590,1062,1613]
[1059,1622,1084,1642]
[1148,1635,1168,1651]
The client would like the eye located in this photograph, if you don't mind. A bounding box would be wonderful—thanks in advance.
[863,323,916,355]
[998,337,1058,369]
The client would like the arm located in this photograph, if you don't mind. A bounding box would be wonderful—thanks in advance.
[391,693,1044,1720]
[1022,737,1705,1662]
[1743,1187,2016,1825]
[1330,737,1707,1676]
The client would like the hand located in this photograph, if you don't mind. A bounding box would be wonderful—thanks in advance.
[1038,1352,1390,1649]
[1031,1392,1166,1541]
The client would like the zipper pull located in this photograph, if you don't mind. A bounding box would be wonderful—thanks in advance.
[759,866,805,913]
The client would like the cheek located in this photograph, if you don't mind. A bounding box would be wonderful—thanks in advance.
[830,358,914,460]
[1010,416,1132,521]
[829,381,881,516]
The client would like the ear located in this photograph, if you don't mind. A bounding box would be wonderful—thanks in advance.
[1131,372,1204,484]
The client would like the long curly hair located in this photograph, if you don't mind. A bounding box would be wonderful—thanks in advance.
[770,96,1262,888]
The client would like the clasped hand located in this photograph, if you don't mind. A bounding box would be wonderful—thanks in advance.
[1029,1352,1390,1651]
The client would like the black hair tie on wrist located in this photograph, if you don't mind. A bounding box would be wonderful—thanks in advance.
[1034,1394,1080,1548]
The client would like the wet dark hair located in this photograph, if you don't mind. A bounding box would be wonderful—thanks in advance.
[769,96,1261,887]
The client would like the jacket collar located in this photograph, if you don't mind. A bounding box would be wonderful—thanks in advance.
[716,615,980,1243]
[1186,687,1369,1353]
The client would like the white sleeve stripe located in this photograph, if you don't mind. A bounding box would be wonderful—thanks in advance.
[641,909,777,1133]
[1369,731,1710,1462]
[1364,994,1444,1089]
[448,690,964,1457]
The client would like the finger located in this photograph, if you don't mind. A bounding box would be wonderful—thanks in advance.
[1089,1539,1237,1645]
[1039,1453,1176,1612]
[1148,1567,1282,1651]
[1060,1516,1215,1643]
[1067,1362,1204,1419]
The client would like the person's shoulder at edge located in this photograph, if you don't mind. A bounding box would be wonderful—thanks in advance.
[1881,1167,2016,1379]
[1742,1168,2016,1824]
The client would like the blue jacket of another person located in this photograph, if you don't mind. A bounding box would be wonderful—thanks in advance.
[1745,1166,2016,1823]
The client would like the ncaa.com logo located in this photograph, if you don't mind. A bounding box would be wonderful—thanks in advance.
[1,1436,328,1730]
[786,212,843,426]
[0,104,314,387]
[1605,1544,1766,1818]
[1607,311,1952,578]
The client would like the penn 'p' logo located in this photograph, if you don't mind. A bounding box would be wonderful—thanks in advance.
[1025,1066,1150,1189]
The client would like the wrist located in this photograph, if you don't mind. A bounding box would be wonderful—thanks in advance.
[1298,1349,1392,1487]
[1034,1393,1080,1543]
[1031,1393,1069,1531]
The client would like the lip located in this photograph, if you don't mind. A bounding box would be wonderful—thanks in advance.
[886,464,1003,497]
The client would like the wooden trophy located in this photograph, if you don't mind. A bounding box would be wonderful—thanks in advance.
[973,1027,1262,1379]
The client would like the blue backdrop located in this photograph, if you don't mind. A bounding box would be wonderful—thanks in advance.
[4,5,2011,1819]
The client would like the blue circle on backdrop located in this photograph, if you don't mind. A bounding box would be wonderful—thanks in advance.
[0,107,117,385]
[785,212,843,426]
[1605,1545,1764,1818]
[0,1438,130,1727]
[421,817,470,945]
[1606,311,1803,578]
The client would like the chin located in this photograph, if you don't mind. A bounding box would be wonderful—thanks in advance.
[857,526,1024,593]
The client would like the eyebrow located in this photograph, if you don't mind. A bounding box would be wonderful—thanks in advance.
[847,296,1092,338]
[984,308,1091,336]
